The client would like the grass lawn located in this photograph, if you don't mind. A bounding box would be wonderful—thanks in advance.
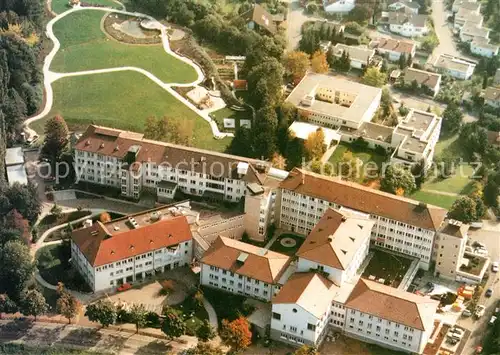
[51,0,121,14]
[409,190,458,209]
[210,107,252,131]
[268,233,305,256]
[362,249,413,288]
[30,71,231,152]
[201,286,255,324]
[422,164,475,195]
[328,143,387,182]
[36,210,91,236]
[36,244,93,293]
[170,296,209,336]
[434,134,465,161]
[50,10,198,84]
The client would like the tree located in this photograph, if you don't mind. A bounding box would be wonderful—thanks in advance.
[220,316,252,352]
[21,289,48,321]
[50,204,62,220]
[0,240,34,301]
[251,106,278,159]
[311,51,329,73]
[41,115,69,165]
[284,51,310,80]
[449,196,477,223]
[380,165,416,196]
[85,299,117,327]
[247,57,284,109]
[99,212,112,223]
[294,345,320,355]
[161,307,186,339]
[483,179,499,207]
[3,183,41,224]
[0,294,17,319]
[398,53,408,70]
[305,128,326,160]
[56,287,82,324]
[185,343,224,355]
[271,153,287,169]
[227,127,253,157]
[129,304,148,333]
[340,151,360,181]
[362,67,386,87]
[459,123,488,157]
[346,4,372,22]
[411,159,426,189]
[197,319,216,341]
[442,103,463,135]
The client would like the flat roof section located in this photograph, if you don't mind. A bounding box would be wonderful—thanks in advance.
[5,147,24,166]
[7,164,28,186]
[286,73,381,124]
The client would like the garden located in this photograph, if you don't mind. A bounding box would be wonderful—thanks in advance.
[36,243,93,293]
[209,107,253,133]
[201,286,255,324]
[268,233,305,256]
[362,249,413,288]
[50,10,198,84]
[35,209,91,237]
[30,71,231,152]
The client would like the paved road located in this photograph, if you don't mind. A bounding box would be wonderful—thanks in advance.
[286,0,323,51]
[457,226,500,354]
[0,320,195,354]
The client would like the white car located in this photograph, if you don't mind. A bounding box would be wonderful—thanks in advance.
[462,309,472,317]
[475,305,486,318]
[489,316,497,326]
[492,262,499,273]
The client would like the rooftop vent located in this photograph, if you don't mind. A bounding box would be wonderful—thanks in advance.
[128,217,139,229]
[341,216,347,222]
[85,140,90,146]
[100,143,104,148]
[327,237,333,242]
[237,252,249,264]
[114,226,120,231]
[349,237,355,242]
[114,145,119,151]
[150,212,161,222]
[168,233,173,238]
[111,250,115,254]
[129,245,134,250]
[358,224,364,229]
[341,249,347,255]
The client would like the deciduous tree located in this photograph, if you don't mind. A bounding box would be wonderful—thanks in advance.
[442,103,463,135]
[56,285,82,324]
[449,196,477,223]
[220,316,252,352]
[186,342,224,355]
[380,165,416,196]
[129,304,148,333]
[99,212,111,223]
[294,345,320,355]
[21,289,48,321]
[284,51,310,80]
[41,115,69,165]
[85,299,117,327]
[0,294,17,319]
[196,319,216,342]
[311,51,329,73]
[0,240,34,301]
[161,307,186,339]
[362,67,386,87]
[304,128,326,160]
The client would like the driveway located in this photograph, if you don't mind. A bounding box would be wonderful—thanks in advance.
[286,0,323,51]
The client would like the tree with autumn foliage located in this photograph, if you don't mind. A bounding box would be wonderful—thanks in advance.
[311,51,329,73]
[41,115,69,165]
[99,212,112,223]
[220,316,252,352]
[284,51,310,80]
[271,153,287,169]
[305,128,326,160]
[380,165,416,196]
[56,283,82,324]
[294,345,320,355]
[0,294,17,319]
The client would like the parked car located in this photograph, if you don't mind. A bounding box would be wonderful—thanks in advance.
[489,316,497,326]
[486,288,493,297]
[475,305,486,318]
[451,327,465,337]
[471,222,483,229]
[462,309,472,317]
[492,261,499,273]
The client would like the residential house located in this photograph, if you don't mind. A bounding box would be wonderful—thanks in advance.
[459,22,490,42]
[332,43,375,69]
[470,39,499,58]
[323,0,356,13]
[344,279,439,354]
[452,0,478,13]
[403,67,442,97]
[370,38,416,62]
[431,54,475,80]
[240,4,277,35]
[484,87,500,108]
[454,8,483,29]
[388,13,428,37]
[200,236,292,301]
[388,0,420,14]
[71,213,193,292]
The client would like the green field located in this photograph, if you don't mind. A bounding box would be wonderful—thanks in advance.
[328,143,387,182]
[409,190,458,209]
[210,107,252,131]
[422,164,475,194]
[51,0,121,14]
[50,10,198,84]
[31,72,230,152]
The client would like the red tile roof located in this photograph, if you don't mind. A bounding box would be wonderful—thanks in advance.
[71,216,192,267]
[280,168,447,231]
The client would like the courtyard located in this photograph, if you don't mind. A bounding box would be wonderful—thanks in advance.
[268,233,305,256]
[362,249,413,288]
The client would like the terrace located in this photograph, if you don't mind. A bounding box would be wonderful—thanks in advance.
[362,249,414,288]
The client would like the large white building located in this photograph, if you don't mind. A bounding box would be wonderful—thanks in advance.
[431,54,476,80]
[278,168,447,270]
[388,13,428,37]
[200,236,292,302]
[323,0,356,13]
[71,210,193,292]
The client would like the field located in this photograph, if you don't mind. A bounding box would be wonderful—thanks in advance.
[362,249,413,288]
[50,10,198,84]
[31,72,231,152]
[421,164,475,195]
[51,0,121,14]
[409,190,458,209]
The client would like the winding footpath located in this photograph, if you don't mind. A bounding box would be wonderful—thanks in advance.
[24,5,234,139]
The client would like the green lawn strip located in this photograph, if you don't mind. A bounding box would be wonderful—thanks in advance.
[51,0,121,14]
[434,134,466,161]
[409,190,458,210]
[328,142,387,181]
[51,10,198,84]
[268,233,305,256]
[31,72,230,152]
[421,165,475,195]
[170,297,209,336]
[209,107,252,131]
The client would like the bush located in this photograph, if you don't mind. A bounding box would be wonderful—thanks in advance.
[351,137,369,150]
[375,145,387,156]
[146,311,161,328]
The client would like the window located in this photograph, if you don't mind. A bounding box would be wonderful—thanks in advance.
[307,323,316,331]
[290,326,297,333]
[272,312,281,320]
